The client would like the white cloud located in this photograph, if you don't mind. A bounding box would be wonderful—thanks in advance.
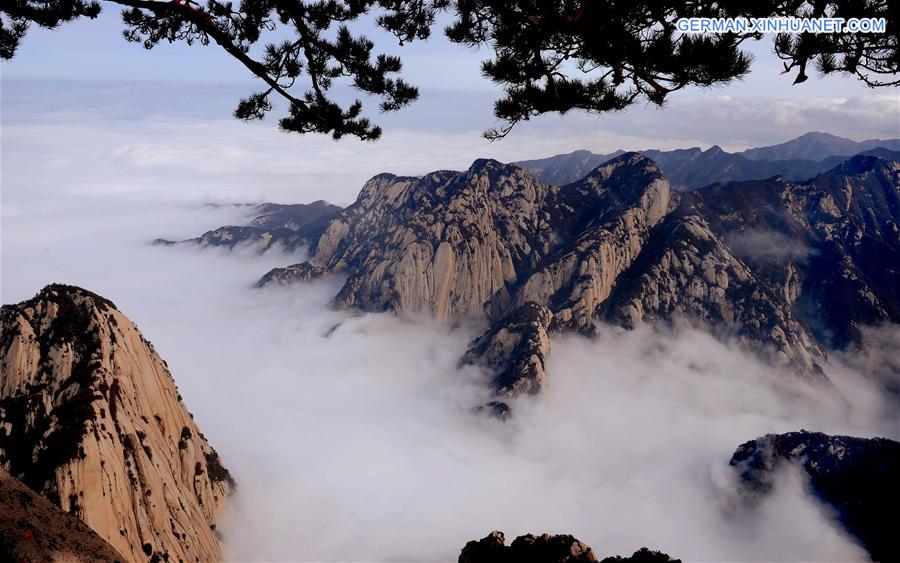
[2,177,894,561]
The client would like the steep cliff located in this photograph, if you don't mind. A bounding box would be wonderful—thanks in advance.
[0,284,234,562]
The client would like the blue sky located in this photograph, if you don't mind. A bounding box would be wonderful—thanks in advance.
[2,7,899,205]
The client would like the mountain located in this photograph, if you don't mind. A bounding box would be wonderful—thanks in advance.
[731,431,900,563]
[681,155,900,348]
[458,531,680,563]
[0,284,234,562]
[739,131,900,162]
[514,133,900,189]
[1,468,126,562]
[155,199,342,251]
[515,149,625,185]
[246,152,900,404]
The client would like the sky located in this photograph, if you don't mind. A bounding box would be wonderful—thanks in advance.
[2,7,899,205]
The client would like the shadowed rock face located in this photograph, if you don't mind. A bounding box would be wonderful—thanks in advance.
[730,431,900,563]
[458,531,681,563]
[0,284,234,562]
[684,155,900,348]
[0,468,126,563]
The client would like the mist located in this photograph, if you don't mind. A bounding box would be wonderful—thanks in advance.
[3,176,898,562]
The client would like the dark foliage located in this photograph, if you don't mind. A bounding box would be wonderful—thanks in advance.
[2,1,896,140]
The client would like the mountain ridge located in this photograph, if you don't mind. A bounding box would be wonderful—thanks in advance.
[514,132,900,188]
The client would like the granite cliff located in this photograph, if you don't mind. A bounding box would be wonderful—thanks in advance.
[0,284,234,562]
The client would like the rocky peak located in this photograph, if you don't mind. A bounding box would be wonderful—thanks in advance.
[0,284,234,562]
[730,431,899,563]
[312,162,559,319]
[458,531,681,563]
[459,530,597,563]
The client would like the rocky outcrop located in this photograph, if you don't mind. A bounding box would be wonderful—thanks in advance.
[308,154,678,393]
[459,531,597,563]
[0,284,234,562]
[256,261,328,288]
[604,214,823,373]
[461,303,553,396]
[458,531,680,563]
[730,431,900,563]
[0,468,126,563]
[598,548,683,563]
[157,200,341,252]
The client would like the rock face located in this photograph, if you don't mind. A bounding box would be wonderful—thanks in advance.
[458,531,680,563]
[0,284,234,562]
[461,302,553,396]
[686,155,900,348]
[730,431,900,563]
[312,162,576,319]
[0,468,126,562]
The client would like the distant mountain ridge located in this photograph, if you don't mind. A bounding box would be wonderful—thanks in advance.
[154,199,342,252]
[739,131,900,161]
[515,132,900,188]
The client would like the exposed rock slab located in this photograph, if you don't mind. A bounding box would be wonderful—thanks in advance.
[0,284,234,562]
[730,431,900,563]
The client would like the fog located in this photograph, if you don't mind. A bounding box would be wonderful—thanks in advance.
[3,179,898,562]
[728,229,815,262]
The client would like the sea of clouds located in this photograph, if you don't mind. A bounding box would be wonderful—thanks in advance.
[3,168,898,561]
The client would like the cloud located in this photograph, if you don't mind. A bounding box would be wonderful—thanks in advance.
[727,229,815,262]
[4,80,898,209]
[2,177,895,561]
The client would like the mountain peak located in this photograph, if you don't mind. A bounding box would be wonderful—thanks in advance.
[468,158,510,173]
[1,285,234,562]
